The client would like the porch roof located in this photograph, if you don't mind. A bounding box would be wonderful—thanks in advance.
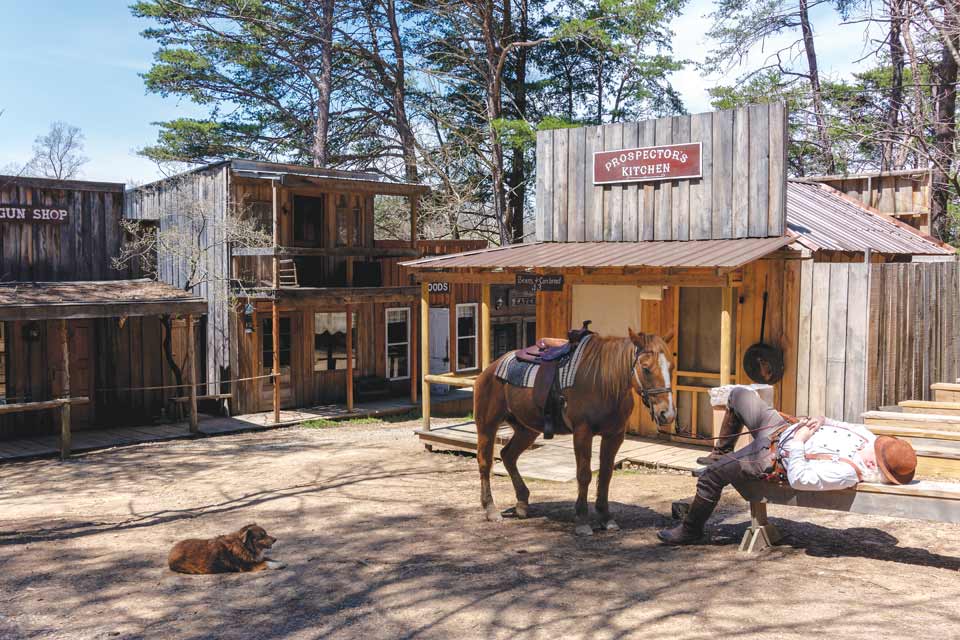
[0,279,208,321]
[400,236,794,271]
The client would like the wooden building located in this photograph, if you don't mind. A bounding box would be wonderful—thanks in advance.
[808,168,931,234]
[0,175,206,456]
[126,161,483,419]
[403,104,959,447]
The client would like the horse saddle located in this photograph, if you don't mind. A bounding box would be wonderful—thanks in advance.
[517,321,593,439]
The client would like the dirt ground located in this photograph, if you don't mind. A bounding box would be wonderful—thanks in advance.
[1,418,958,640]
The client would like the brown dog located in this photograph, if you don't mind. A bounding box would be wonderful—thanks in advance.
[168,524,285,574]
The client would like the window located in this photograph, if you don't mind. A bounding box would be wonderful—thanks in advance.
[385,308,410,380]
[314,312,357,372]
[0,322,6,403]
[456,303,478,371]
[493,322,517,359]
[262,317,292,369]
[335,194,363,247]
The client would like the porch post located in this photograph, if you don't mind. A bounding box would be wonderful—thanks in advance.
[410,298,418,404]
[272,178,281,425]
[186,314,199,434]
[421,281,431,430]
[480,283,491,369]
[346,303,354,411]
[58,319,71,460]
[720,287,733,386]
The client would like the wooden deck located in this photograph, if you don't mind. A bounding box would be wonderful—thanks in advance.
[0,390,472,462]
[416,422,706,482]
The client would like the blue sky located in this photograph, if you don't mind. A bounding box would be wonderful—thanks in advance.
[0,0,877,185]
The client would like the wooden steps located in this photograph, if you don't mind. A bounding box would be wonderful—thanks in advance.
[932,382,960,402]
[898,400,960,415]
[863,410,960,431]
[863,411,960,478]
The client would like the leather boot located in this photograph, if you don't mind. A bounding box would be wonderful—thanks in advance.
[657,496,717,545]
[696,408,743,465]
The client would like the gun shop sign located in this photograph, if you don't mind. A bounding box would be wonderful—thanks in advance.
[0,203,69,224]
[593,142,702,185]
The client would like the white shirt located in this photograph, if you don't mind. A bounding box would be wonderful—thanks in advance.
[778,418,881,491]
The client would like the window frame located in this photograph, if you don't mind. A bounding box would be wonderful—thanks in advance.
[385,307,411,381]
[455,302,479,373]
[313,310,357,373]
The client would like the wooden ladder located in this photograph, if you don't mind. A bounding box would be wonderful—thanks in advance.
[278,259,299,288]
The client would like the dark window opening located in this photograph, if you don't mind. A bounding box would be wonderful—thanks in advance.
[262,317,292,369]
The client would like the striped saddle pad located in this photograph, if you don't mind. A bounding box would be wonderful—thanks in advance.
[494,334,593,389]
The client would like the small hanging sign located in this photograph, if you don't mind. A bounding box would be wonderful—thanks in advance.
[0,203,69,223]
[593,142,702,185]
[516,273,563,292]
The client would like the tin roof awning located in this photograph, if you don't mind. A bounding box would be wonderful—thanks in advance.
[400,236,794,271]
[0,279,208,321]
[786,181,953,255]
[229,159,430,196]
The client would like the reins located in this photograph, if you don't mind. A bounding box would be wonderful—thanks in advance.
[631,345,674,429]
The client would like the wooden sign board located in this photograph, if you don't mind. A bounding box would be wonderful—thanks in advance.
[516,273,563,291]
[0,204,69,223]
[593,142,701,185]
[535,102,788,242]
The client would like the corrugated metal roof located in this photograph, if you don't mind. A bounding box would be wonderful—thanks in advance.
[401,236,793,270]
[786,181,952,255]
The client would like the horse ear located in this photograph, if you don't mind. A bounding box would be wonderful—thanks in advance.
[627,327,637,338]
[661,330,675,344]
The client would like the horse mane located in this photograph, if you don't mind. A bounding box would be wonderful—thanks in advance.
[575,332,668,403]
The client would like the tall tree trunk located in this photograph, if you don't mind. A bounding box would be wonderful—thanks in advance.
[882,0,905,170]
[506,0,529,243]
[386,0,419,183]
[314,0,336,167]
[932,17,958,241]
[798,0,835,172]
[479,0,509,244]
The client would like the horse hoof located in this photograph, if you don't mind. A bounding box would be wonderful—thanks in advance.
[515,502,529,519]
[603,520,620,532]
[485,507,503,522]
[575,524,594,537]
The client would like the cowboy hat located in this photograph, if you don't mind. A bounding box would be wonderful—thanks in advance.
[875,436,917,485]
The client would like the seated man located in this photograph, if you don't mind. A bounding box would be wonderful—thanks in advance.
[658,386,918,545]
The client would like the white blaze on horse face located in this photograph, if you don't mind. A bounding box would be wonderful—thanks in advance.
[658,352,674,414]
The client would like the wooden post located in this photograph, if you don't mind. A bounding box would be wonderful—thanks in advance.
[720,287,733,386]
[421,282,431,431]
[59,320,71,460]
[449,288,457,372]
[346,304,354,411]
[271,179,281,425]
[410,194,419,248]
[481,283,491,369]
[410,300,418,404]
[186,314,199,434]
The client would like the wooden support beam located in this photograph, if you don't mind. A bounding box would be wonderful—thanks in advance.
[421,282,431,431]
[59,320,71,460]
[272,301,281,424]
[186,314,199,434]
[449,287,457,373]
[410,300,418,404]
[0,397,88,416]
[423,373,477,388]
[346,304,354,411]
[720,287,733,386]
[481,283,491,369]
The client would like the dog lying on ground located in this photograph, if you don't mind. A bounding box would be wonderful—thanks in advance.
[168,524,286,574]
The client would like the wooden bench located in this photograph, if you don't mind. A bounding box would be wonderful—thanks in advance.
[733,479,960,552]
[169,393,232,416]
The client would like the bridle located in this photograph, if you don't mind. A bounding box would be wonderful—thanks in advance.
[631,345,674,428]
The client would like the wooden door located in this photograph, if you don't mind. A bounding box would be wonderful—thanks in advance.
[68,321,94,427]
[260,313,299,411]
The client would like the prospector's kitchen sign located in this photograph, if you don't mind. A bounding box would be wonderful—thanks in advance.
[593,142,701,185]
[0,203,69,223]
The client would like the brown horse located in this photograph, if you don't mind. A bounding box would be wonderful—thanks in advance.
[473,329,677,535]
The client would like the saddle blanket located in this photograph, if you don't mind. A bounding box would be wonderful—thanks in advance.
[494,334,593,389]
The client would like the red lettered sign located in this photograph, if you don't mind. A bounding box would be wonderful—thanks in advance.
[593,142,702,185]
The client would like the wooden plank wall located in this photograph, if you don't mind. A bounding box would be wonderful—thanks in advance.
[126,166,231,395]
[794,261,873,421]
[0,317,194,438]
[814,172,930,215]
[535,103,787,242]
[866,261,960,409]
[1,179,127,282]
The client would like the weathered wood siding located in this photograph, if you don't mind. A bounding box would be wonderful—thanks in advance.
[535,103,787,242]
[812,171,930,216]
[0,317,194,438]
[1,177,127,282]
[126,165,232,395]
[866,261,960,409]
